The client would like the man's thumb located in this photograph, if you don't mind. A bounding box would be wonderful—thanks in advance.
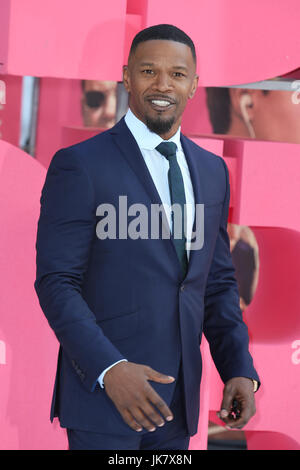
[146,367,175,383]
[220,387,234,419]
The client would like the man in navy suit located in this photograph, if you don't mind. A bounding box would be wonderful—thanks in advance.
[34,24,260,450]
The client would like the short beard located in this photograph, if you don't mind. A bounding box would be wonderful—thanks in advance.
[145,115,176,136]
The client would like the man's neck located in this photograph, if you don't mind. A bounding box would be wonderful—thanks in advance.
[128,107,181,140]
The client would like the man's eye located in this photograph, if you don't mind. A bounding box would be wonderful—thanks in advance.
[174,72,185,77]
[142,69,154,74]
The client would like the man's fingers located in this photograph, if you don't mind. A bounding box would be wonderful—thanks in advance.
[145,366,175,384]
[143,381,174,422]
[120,408,143,433]
[220,386,234,420]
[104,362,176,432]
[224,400,254,429]
[219,377,257,429]
[122,387,174,433]
[130,406,159,432]
[219,385,242,425]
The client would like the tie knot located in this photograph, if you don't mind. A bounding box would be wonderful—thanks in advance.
[155,141,177,159]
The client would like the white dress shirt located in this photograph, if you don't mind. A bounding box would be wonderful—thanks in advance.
[98,107,195,388]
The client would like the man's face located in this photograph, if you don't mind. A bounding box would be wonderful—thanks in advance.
[81,80,117,128]
[123,39,198,138]
[251,90,300,144]
[228,87,300,144]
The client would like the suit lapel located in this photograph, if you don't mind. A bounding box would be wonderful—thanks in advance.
[180,134,205,211]
[109,118,182,275]
[110,118,164,209]
[180,134,205,279]
[109,119,205,280]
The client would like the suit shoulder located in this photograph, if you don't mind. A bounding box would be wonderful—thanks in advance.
[59,127,113,158]
[49,127,115,173]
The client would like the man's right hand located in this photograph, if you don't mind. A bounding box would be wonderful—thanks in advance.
[103,361,175,432]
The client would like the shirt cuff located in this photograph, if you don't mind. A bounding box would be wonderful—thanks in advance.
[98,359,128,389]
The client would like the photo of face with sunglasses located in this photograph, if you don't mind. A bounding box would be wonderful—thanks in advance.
[81,80,117,128]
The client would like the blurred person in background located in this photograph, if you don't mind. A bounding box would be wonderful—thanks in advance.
[206,86,300,143]
[81,79,117,128]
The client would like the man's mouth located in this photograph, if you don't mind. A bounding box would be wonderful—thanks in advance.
[147,97,175,110]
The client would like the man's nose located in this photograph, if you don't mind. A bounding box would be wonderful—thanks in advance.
[152,72,173,92]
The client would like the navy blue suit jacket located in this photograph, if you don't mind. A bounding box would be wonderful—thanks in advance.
[34,117,259,436]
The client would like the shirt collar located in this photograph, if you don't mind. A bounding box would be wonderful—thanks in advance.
[124,107,182,152]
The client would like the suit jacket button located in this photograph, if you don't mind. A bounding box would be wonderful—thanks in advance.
[180,284,185,292]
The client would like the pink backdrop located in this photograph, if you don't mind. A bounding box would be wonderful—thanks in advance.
[1,0,300,450]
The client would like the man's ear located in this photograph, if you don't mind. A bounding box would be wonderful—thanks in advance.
[189,74,199,99]
[230,88,255,121]
[123,65,131,93]
[230,88,257,138]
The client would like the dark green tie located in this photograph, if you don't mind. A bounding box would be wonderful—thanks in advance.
[156,141,188,277]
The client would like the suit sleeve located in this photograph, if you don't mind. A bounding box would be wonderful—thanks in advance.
[203,157,260,386]
[34,148,126,392]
